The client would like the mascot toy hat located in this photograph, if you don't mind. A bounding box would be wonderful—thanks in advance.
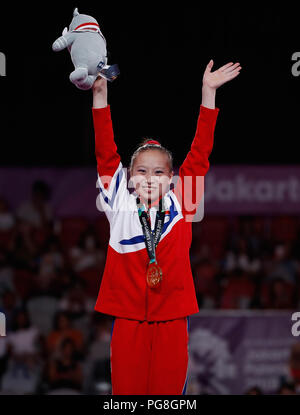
[52,8,120,90]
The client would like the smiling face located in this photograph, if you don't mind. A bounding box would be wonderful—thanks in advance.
[130,149,174,206]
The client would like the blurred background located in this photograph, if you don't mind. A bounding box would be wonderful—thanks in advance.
[0,3,299,395]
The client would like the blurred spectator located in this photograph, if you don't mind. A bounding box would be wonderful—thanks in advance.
[38,235,64,278]
[222,237,261,276]
[239,216,264,257]
[57,279,93,341]
[0,300,9,385]
[193,258,219,308]
[1,308,43,394]
[277,381,297,395]
[46,311,84,358]
[16,180,53,229]
[244,386,263,395]
[0,197,15,232]
[0,335,8,386]
[6,308,42,367]
[260,277,296,309]
[190,241,213,268]
[0,290,20,333]
[31,266,58,298]
[10,219,39,269]
[291,229,300,262]
[0,250,14,295]
[49,267,78,298]
[26,296,59,337]
[26,237,64,299]
[68,226,104,273]
[220,268,256,309]
[266,242,299,285]
[84,314,112,394]
[58,279,93,320]
[87,315,111,363]
[46,338,83,392]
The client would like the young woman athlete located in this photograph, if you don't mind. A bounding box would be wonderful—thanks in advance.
[91,59,241,395]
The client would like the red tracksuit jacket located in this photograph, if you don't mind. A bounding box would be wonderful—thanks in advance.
[93,104,219,321]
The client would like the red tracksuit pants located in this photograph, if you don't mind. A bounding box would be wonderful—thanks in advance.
[110,316,190,395]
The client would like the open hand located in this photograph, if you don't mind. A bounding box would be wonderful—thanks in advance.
[203,60,241,90]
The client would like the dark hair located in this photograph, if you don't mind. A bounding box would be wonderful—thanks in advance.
[52,310,71,331]
[129,137,173,173]
[277,381,296,394]
[244,386,263,395]
[32,180,51,200]
[77,225,100,250]
[11,307,31,331]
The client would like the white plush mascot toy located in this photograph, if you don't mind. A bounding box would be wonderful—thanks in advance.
[52,7,119,90]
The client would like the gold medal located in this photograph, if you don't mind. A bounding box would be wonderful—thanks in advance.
[146,262,163,288]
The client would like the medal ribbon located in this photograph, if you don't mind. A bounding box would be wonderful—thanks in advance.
[136,196,165,264]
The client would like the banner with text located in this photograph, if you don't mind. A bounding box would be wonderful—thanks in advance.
[0,166,299,217]
[188,311,300,395]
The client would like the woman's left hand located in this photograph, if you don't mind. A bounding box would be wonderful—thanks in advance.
[203,60,242,90]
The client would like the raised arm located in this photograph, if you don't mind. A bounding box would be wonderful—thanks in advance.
[92,76,121,184]
[92,77,130,217]
[173,60,242,220]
